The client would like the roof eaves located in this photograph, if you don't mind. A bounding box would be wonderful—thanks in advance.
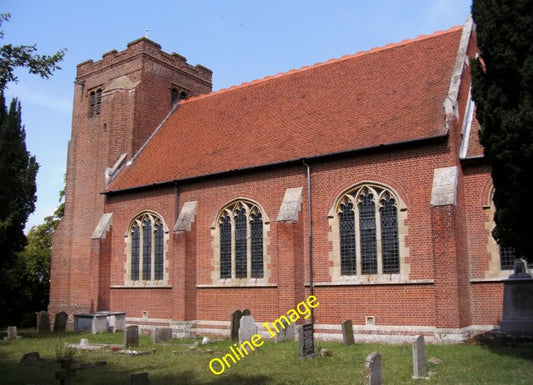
[104,132,449,196]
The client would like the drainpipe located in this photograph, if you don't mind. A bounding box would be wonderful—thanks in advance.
[302,159,314,325]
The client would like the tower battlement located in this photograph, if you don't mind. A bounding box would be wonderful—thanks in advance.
[76,37,212,85]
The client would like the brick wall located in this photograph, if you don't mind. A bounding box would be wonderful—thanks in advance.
[49,39,212,317]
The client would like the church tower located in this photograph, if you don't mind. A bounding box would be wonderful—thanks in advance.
[49,38,212,317]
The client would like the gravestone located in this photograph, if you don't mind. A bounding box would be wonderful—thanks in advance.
[341,319,355,345]
[230,310,242,343]
[298,323,315,358]
[364,352,382,385]
[242,308,251,316]
[36,311,50,333]
[130,372,149,385]
[274,319,295,343]
[500,259,533,334]
[125,325,139,347]
[238,315,258,344]
[153,327,173,344]
[20,352,41,364]
[7,326,17,340]
[412,335,428,379]
[54,311,68,332]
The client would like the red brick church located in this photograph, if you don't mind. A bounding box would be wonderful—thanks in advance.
[49,17,514,342]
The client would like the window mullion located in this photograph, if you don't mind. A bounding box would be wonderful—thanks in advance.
[247,214,252,279]
[151,220,155,281]
[139,225,143,280]
[354,198,362,276]
[231,215,236,279]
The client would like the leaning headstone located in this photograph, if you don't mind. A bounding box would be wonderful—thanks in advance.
[20,352,42,364]
[230,310,242,343]
[125,325,139,348]
[341,319,355,345]
[36,311,50,333]
[274,319,295,343]
[412,335,428,379]
[364,352,382,385]
[130,372,149,385]
[54,311,68,332]
[7,326,17,340]
[242,308,251,316]
[298,323,315,358]
[238,315,258,344]
[153,327,173,344]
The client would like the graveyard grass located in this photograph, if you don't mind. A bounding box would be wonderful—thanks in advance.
[0,330,532,384]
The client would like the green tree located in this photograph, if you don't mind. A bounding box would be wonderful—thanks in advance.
[0,94,38,263]
[0,12,65,325]
[0,13,65,92]
[471,0,533,262]
[7,204,63,326]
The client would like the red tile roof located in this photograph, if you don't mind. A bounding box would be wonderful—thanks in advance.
[109,26,464,192]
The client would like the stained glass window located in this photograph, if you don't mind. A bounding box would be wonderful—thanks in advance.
[337,184,401,277]
[218,201,264,280]
[339,198,356,275]
[129,212,166,282]
[235,208,247,278]
[220,215,232,279]
[380,192,400,274]
[251,212,264,278]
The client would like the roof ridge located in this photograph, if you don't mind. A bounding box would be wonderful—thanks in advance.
[181,24,463,105]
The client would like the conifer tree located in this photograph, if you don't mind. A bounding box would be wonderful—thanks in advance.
[0,11,64,325]
[0,95,38,263]
[471,0,533,262]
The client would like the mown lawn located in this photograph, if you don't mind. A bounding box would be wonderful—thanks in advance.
[0,330,531,384]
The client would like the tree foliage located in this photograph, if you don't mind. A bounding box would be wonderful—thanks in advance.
[5,205,64,326]
[0,12,65,326]
[0,94,38,263]
[0,13,65,92]
[471,0,533,261]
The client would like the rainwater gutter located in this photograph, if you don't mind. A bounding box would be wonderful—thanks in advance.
[103,133,449,196]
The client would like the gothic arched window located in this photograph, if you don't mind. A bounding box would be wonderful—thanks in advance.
[337,185,401,276]
[128,212,167,282]
[217,200,264,280]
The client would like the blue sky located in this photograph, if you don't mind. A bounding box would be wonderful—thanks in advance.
[2,0,471,230]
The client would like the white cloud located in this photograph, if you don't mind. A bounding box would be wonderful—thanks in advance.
[6,83,72,114]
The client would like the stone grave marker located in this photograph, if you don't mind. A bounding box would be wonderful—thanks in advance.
[238,315,258,344]
[341,319,355,345]
[36,311,50,333]
[364,352,382,385]
[412,335,429,379]
[230,310,242,343]
[20,352,42,364]
[298,323,314,358]
[130,372,149,385]
[125,325,139,347]
[153,327,173,344]
[274,319,295,343]
[7,326,17,340]
[54,311,68,333]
